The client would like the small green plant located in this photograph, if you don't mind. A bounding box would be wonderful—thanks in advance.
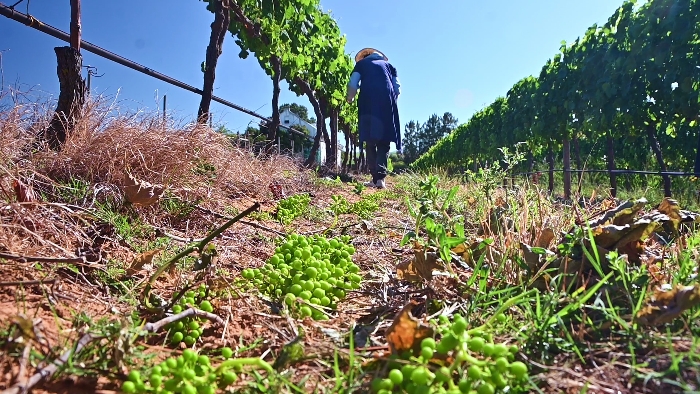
[402,175,466,263]
[353,182,366,195]
[276,193,311,225]
[192,159,217,181]
[240,234,361,321]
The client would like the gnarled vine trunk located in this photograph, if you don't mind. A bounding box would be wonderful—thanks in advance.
[606,131,617,198]
[41,47,86,150]
[266,55,282,151]
[547,142,554,194]
[198,0,230,124]
[296,78,326,167]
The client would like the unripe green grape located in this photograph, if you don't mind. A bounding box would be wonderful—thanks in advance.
[458,379,471,393]
[299,291,312,300]
[313,288,325,299]
[468,336,485,352]
[149,373,162,387]
[388,368,404,385]
[493,343,509,358]
[452,317,467,335]
[121,381,137,394]
[410,366,431,385]
[221,347,233,358]
[437,333,459,353]
[476,382,495,394]
[420,346,434,361]
[508,361,528,379]
[482,343,494,357]
[467,365,482,380]
[171,332,184,344]
[421,337,436,350]
[300,306,312,317]
[495,357,509,373]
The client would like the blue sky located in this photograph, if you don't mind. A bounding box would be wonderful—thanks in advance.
[1,0,622,135]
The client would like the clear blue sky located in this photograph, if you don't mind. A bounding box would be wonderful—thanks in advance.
[0,0,623,135]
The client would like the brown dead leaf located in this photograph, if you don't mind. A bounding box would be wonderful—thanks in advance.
[396,246,443,282]
[589,198,647,228]
[13,179,37,204]
[123,171,166,206]
[495,196,507,207]
[615,219,661,247]
[536,228,555,248]
[657,198,682,235]
[588,189,597,206]
[591,224,630,249]
[635,283,700,326]
[126,249,162,275]
[385,301,434,354]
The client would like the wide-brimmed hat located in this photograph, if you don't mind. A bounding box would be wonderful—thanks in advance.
[355,47,388,63]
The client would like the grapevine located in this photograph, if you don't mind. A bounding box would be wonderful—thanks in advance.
[240,233,361,320]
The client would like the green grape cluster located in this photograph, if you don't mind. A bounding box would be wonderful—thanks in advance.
[372,314,529,394]
[166,284,214,347]
[240,234,361,320]
[275,193,311,225]
[121,348,244,394]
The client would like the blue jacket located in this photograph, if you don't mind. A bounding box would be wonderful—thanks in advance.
[347,53,402,151]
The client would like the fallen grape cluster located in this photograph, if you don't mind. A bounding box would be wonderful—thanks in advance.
[240,233,361,320]
[275,193,311,225]
[374,314,529,394]
[121,348,266,394]
[166,284,214,347]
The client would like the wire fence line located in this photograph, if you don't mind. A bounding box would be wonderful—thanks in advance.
[0,3,309,139]
[514,169,700,177]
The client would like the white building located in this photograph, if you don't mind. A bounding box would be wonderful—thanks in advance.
[279,108,344,167]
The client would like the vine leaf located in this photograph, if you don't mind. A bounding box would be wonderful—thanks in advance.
[385,301,433,354]
[635,283,700,326]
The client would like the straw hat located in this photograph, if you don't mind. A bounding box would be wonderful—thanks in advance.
[355,47,388,63]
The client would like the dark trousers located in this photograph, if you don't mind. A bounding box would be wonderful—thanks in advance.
[365,140,390,182]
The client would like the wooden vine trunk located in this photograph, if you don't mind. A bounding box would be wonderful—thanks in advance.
[606,131,617,198]
[563,138,571,200]
[547,143,554,194]
[41,46,86,150]
[645,123,672,197]
[198,0,230,124]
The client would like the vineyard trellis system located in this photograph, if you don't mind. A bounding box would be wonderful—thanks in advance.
[0,2,310,140]
[507,168,700,199]
[412,0,700,201]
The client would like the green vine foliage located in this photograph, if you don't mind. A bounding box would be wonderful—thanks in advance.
[412,0,700,175]
[202,0,359,150]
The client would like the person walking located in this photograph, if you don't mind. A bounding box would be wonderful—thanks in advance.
[346,48,401,189]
